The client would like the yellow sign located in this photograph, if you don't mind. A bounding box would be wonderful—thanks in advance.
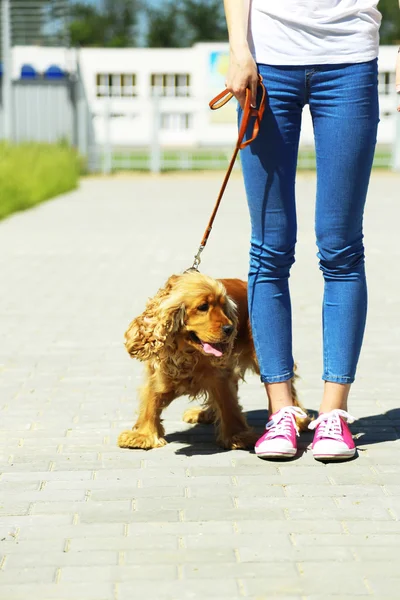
[209,50,236,124]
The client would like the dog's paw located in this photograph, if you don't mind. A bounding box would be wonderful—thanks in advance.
[117,430,167,449]
[182,407,215,425]
[218,429,258,450]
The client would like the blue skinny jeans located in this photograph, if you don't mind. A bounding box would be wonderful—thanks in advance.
[239,60,379,384]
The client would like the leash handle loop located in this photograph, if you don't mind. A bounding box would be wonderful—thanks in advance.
[209,88,234,110]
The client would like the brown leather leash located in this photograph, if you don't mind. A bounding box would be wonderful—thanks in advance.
[189,74,266,271]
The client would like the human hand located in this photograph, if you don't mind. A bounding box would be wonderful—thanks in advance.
[226,46,258,109]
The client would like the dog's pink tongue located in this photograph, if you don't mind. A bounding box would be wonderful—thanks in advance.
[202,342,223,357]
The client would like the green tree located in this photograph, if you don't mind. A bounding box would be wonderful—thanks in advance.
[146,0,228,48]
[103,0,137,47]
[181,0,228,44]
[146,2,185,48]
[68,4,109,47]
[68,0,137,47]
[379,0,400,44]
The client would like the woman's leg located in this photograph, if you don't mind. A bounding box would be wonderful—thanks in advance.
[240,64,305,414]
[310,59,379,408]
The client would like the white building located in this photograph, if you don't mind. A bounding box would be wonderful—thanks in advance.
[11,43,399,149]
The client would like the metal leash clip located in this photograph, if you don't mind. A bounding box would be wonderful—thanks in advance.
[190,245,205,271]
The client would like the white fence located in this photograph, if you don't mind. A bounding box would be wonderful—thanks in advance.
[94,94,400,174]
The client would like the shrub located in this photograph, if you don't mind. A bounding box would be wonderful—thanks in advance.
[0,142,80,220]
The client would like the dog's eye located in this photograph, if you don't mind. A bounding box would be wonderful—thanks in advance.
[197,303,209,312]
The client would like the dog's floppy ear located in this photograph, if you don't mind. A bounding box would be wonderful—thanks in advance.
[224,295,238,325]
[124,276,186,361]
[221,292,239,334]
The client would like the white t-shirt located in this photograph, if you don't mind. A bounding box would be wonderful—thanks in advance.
[248,0,381,65]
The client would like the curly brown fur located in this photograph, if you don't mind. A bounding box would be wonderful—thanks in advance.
[118,271,308,451]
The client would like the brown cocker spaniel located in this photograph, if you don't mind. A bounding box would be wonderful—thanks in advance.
[118,271,305,450]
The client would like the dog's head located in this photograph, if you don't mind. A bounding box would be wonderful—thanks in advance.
[125,272,238,362]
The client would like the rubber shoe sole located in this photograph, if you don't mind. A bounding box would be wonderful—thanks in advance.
[312,447,356,461]
[256,448,297,459]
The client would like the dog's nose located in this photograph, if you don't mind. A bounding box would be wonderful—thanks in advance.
[222,324,234,337]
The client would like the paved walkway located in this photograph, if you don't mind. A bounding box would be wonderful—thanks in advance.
[0,172,400,600]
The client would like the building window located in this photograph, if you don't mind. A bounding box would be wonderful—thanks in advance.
[378,71,394,96]
[160,113,192,130]
[151,73,190,97]
[96,73,137,97]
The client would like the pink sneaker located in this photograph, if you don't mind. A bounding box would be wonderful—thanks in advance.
[309,409,356,461]
[255,406,308,459]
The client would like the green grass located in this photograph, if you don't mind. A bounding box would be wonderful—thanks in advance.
[0,142,81,220]
[108,146,393,172]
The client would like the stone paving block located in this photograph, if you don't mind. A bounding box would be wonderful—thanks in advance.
[0,481,41,492]
[234,519,345,534]
[126,521,235,535]
[188,467,244,477]
[373,464,400,474]
[306,597,377,600]
[279,464,375,481]
[44,479,140,490]
[0,515,72,528]
[90,485,184,501]
[327,469,385,485]
[0,539,64,554]
[60,564,177,583]
[51,461,106,471]
[243,575,368,597]
[239,545,354,563]
[188,483,286,497]
[93,467,188,480]
[234,496,334,509]
[184,532,293,550]
[284,484,386,497]
[5,550,118,569]
[183,561,299,579]
[300,561,400,579]
[241,577,306,597]
[158,475,234,487]
[135,496,236,511]
[30,499,131,514]
[235,471,331,485]
[343,520,400,535]
[0,583,114,600]
[0,471,94,482]
[0,461,54,472]
[1,490,86,503]
[293,533,400,547]
[183,506,285,522]
[0,567,56,584]
[79,509,181,524]
[118,579,240,599]
[0,502,30,516]
[286,504,394,521]
[69,535,178,551]
[124,548,235,564]
[336,496,400,510]
[368,578,400,596]
[353,546,400,561]
[17,523,126,540]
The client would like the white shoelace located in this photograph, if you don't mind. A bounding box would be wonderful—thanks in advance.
[265,406,308,438]
[308,409,355,441]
